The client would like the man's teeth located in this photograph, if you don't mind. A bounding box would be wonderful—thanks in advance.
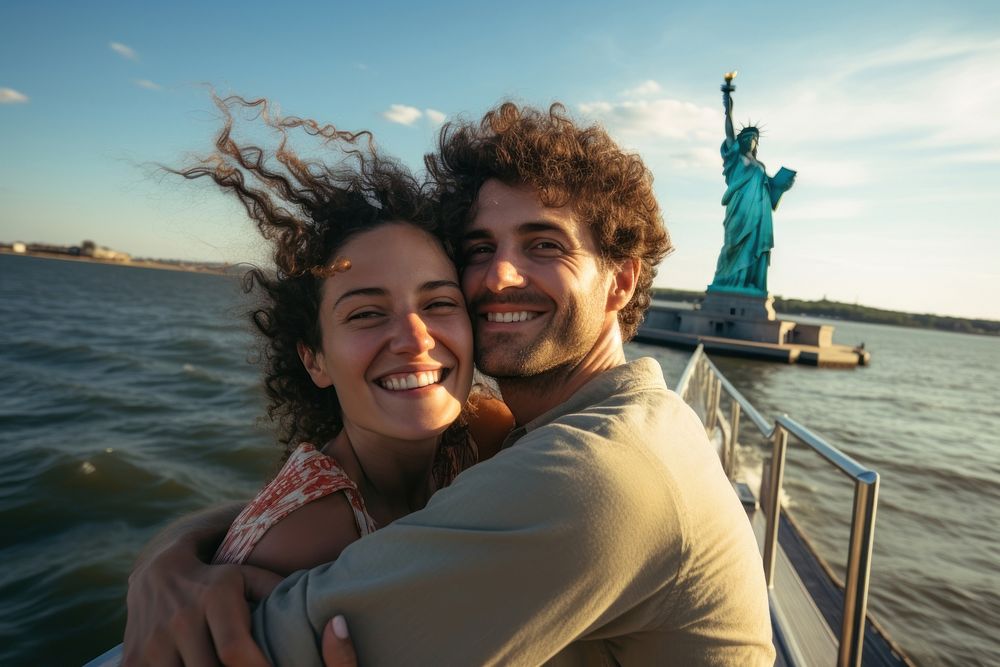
[485,311,537,323]
[378,369,443,391]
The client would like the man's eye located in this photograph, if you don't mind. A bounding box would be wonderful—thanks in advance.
[464,245,494,263]
[531,240,563,253]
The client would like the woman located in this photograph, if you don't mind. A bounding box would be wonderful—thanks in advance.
[176,96,513,574]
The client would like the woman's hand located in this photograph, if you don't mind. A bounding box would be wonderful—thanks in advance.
[322,616,359,667]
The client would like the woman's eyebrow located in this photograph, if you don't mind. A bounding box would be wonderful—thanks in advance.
[420,280,461,292]
[333,281,459,308]
[333,287,386,308]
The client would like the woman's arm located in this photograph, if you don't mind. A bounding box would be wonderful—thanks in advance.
[242,492,362,577]
[466,393,515,461]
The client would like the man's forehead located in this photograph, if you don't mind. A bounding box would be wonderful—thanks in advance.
[465,180,583,239]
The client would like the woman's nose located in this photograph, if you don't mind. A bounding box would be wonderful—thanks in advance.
[389,313,435,355]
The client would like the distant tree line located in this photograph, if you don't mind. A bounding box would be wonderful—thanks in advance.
[649,288,999,337]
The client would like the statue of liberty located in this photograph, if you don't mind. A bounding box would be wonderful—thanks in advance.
[709,72,796,296]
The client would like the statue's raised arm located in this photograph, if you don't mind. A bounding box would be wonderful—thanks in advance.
[722,71,737,143]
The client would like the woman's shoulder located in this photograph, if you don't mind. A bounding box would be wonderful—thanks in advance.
[466,392,515,462]
[242,491,362,577]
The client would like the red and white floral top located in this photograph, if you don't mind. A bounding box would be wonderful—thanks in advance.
[213,440,474,565]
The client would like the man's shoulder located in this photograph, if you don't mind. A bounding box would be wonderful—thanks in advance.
[516,358,701,455]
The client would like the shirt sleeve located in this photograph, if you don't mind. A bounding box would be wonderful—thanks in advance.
[250,417,684,667]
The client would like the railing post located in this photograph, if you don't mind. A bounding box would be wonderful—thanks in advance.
[762,426,788,588]
[838,472,880,667]
[727,400,741,480]
[706,374,721,433]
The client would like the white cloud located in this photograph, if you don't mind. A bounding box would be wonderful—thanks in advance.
[621,80,662,98]
[764,34,1000,155]
[0,87,29,104]
[382,104,422,126]
[109,41,138,61]
[580,98,717,142]
[425,108,446,125]
[134,79,161,91]
[781,197,865,221]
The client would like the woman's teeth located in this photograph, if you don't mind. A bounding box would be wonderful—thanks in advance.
[485,311,536,323]
[378,369,443,391]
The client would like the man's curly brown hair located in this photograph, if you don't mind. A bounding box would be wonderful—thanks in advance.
[171,95,468,467]
[426,102,673,340]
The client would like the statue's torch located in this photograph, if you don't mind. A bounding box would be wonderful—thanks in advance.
[722,70,738,93]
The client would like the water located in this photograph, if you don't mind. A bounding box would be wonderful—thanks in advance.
[1,253,998,666]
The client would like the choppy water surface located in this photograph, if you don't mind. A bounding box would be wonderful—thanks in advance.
[2,253,998,665]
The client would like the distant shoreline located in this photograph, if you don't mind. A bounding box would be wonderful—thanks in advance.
[0,249,238,276]
[650,288,1000,337]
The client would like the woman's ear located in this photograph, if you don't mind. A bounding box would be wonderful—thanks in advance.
[606,257,641,312]
[297,341,334,388]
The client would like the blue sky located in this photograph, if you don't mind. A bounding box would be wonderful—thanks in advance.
[2,0,998,319]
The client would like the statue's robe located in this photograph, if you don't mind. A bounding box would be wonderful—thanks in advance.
[710,138,781,294]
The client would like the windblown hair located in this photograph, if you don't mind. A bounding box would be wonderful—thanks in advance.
[171,95,464,461]
[426,102,673,340]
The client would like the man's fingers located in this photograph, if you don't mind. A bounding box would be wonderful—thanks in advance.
[173,617,221,667]
[205,578,270,667]
[321,616,359,667]
[241,564,284,601]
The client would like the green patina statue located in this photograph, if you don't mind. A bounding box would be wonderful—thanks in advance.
[709,72,796,296]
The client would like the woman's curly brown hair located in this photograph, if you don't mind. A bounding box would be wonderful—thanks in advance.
[426,102,673,340]
[170,95,467,462]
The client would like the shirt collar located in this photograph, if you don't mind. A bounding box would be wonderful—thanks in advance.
[500,357,666,449]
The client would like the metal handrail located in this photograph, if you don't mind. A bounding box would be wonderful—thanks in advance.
[677,345,880,667]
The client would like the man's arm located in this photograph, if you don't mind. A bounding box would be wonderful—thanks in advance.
[252,417,684,667]
[123,503,282,667]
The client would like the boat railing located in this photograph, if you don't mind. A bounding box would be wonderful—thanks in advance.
[676,345,880,667]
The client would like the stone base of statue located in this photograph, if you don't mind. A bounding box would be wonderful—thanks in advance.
[636,288,869,368]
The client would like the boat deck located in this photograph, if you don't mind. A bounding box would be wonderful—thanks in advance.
[740,494,912,666]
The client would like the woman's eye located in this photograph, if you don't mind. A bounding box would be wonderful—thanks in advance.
[427,300,459,310]
[347,310,382,321]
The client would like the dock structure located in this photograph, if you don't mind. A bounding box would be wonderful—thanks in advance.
[637,291,870,368]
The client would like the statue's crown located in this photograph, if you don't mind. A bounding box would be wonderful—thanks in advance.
[737,125,760,139]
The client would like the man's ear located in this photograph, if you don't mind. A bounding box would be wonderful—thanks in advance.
[606,257,641,312]
[297,341,334,389]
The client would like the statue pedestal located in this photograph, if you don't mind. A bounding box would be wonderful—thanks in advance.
[641,289,832,347]
[701,289,777,321]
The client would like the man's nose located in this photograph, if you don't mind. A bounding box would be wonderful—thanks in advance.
[484,256,526,292]
[389,313,435,355]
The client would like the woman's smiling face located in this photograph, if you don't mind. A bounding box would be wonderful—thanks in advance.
[300,222,473,443]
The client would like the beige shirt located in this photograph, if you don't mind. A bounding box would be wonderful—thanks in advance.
[251,358,773,666]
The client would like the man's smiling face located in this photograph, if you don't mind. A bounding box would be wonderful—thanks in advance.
[460,179,613,379]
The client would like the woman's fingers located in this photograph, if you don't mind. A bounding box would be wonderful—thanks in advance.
[321,616,359,667]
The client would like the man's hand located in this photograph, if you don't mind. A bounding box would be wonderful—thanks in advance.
[122,504,283,666]
[322,616,359,667]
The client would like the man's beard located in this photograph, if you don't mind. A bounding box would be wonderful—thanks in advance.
[471,291,600,380]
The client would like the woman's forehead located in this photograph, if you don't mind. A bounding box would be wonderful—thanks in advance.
[322,224,457,298]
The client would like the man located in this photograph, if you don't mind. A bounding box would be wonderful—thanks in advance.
[125,102,773,666]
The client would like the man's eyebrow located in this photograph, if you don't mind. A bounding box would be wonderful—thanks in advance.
[462,220,571,243]
[517,221,570,236]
